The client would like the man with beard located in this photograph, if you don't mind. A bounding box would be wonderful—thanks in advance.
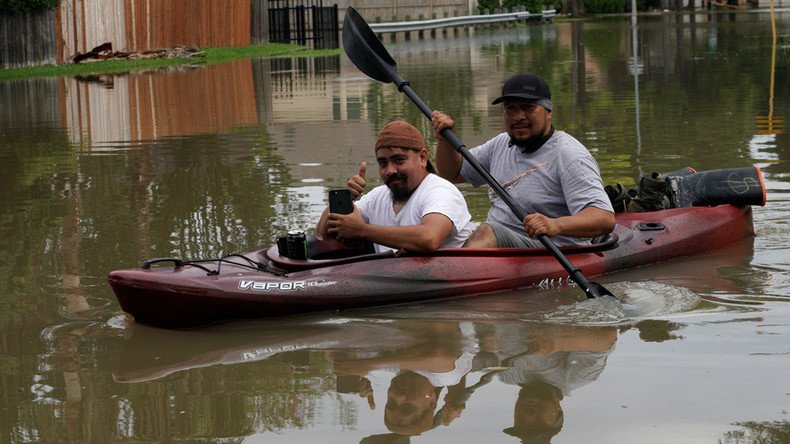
[431,73,614,248]
[317,120,473,254]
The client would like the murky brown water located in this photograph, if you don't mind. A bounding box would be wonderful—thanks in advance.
[1,12,789,443]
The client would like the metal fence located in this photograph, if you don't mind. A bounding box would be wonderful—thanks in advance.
[268,0,339,49]
[368,9,557,33]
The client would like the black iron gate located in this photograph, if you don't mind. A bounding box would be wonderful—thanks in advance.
[268,0,339,49]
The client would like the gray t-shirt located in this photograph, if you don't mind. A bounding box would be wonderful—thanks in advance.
[486,323,614,396]
[460,131,613,246]
[497,349,613,396]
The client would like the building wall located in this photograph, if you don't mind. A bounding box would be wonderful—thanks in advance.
[751,0,788,7]
[340,0,474,24]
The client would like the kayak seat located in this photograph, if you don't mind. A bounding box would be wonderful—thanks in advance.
[547,231,618,253]
[307,235,375,260]
[591,233,613,245]
[266,237,394,272]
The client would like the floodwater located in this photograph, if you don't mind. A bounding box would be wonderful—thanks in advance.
[1,11,789,443]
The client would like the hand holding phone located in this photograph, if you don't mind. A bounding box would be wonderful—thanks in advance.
[329,189,354,214]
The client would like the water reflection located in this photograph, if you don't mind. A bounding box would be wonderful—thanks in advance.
[114,317,623,441]
[474,323,616,442]
[35,55,352,149]
[63,61,258,146]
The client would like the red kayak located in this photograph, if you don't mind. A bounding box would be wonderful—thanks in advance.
[108,204,756,329]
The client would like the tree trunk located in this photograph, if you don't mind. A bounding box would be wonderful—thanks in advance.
[570,0,585,16]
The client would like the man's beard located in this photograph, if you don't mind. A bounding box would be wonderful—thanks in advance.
[386,174,413,203]
[509,124,554,153]
[510,134,543,151]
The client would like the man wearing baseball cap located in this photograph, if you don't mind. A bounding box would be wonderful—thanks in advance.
[317,120,474,253]
[431,73,614,248]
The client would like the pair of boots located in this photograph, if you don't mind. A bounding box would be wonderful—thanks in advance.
[605,172,671,213]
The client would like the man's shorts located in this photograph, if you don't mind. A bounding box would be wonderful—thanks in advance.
[487,221,545,248]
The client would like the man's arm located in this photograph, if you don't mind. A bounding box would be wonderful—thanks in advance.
[527,325,618,355]
[523,206,615,239]
[431,110,466,184]
[327,212,455,253]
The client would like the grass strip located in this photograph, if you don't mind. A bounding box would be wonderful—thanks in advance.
[0,43,343,81]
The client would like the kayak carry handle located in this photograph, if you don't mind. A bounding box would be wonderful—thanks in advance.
[141,258,184,269]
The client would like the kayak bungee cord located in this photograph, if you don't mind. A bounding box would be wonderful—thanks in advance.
[141,253,287,277]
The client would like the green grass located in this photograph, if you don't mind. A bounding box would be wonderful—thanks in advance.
[0,43,343,81]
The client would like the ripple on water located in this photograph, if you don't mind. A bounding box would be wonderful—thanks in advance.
[541,281,702,325]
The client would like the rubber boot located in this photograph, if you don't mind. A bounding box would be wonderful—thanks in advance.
[605,183,629,213]
[627,172,671,212]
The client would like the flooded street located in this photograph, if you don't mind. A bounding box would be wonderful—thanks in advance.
[1,12,789,443]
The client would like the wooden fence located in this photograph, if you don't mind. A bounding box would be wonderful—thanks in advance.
[57,0,251,64]
[122,0,250,52]
[0,10,57,68]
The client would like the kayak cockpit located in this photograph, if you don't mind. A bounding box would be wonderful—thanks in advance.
[265,232,621,272]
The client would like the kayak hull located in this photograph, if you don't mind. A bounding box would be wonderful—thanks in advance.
[108,205,754,329]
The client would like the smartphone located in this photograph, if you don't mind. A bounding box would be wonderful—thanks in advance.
[329,189,354,214]
[335,374,362,393]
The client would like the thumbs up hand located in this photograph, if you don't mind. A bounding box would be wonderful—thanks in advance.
[346,162,367,199]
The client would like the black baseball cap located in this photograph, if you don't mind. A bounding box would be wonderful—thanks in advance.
[492,73,553,111]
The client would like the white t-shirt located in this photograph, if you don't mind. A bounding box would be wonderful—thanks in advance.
[356,173,474,253]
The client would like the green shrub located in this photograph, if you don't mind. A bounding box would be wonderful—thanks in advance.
[585,0,627,13]
[547,0,562,10]
[505,0,556,12]
[478,0,558,14]
[0,0,60,14]
[478,0,501,13]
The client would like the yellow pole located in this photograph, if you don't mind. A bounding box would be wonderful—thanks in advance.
[768,0,776,133]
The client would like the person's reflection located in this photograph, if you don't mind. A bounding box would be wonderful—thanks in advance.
[384,371,441,435]
[503,381,565,443]
[332,321,477,439]
[482,324,618,443]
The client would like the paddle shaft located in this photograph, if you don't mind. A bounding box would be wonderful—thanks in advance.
[398,82,598,297]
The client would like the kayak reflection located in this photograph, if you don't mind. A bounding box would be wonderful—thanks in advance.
[113,318,422,383]
[114,316,628,441]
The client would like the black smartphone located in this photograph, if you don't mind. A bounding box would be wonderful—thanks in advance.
[335,374,362,393]
[329,189,354,214]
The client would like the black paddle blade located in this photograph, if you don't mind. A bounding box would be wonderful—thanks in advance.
[585,281,616,299]
[342,6,398,84]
